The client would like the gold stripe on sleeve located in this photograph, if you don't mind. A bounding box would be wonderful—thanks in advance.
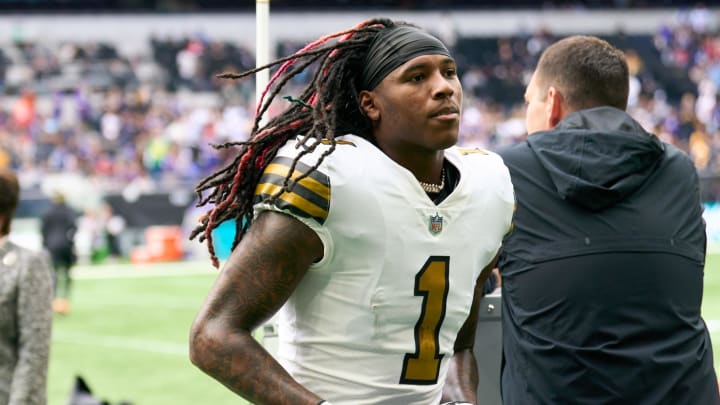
[255,182,329,221]
[263,163,330,200]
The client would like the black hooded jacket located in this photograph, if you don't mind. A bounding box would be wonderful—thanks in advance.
[497,107,719,404]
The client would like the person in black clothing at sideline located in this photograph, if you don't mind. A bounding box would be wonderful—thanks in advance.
[41,193,77,314]
[496,35,720,405]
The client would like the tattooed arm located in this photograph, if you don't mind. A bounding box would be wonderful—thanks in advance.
[441,253,499,404]
[189,211,324,405]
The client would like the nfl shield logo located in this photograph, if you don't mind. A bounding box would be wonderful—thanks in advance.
[429,213,443,234]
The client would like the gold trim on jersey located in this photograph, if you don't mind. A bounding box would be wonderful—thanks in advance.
[254,156,330,224]
[319,139,356,146]
[457,147,489,155]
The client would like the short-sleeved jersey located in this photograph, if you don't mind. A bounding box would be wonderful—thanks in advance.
[254,134,514,404]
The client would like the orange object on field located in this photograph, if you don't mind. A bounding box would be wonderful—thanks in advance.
[130,226,184,264]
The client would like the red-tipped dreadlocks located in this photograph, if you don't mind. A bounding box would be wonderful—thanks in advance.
[191,18,398,267]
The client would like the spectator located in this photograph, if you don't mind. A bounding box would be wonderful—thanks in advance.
[0,169,53,405]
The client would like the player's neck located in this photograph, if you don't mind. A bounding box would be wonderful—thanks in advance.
[392,152,445,185]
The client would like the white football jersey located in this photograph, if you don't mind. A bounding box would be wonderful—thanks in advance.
[254,134,514,405]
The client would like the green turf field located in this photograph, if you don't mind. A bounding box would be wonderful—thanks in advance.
[46,256,720,405]
[704,254,720,372]
[47,261,245,405]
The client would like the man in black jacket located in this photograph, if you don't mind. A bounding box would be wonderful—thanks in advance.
[497,35,719,404]
[41,193,77,314]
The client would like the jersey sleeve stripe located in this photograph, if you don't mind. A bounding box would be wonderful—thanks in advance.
[256,172,330,213]
[264,163,330,198]
[254,155,331,224]
[255,181,329,224]
[271,156,329,185]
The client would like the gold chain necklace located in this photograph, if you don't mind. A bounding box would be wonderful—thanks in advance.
[418,168,445,194]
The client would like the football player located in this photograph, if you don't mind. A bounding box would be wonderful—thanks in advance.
[189,18,514,405]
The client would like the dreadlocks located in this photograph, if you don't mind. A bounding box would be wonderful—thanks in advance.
[191,18,399,267]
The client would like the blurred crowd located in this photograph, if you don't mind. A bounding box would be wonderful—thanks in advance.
[0,5,719,204]
[0,34,257,199]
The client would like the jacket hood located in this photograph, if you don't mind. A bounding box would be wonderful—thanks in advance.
[526,106,665,211]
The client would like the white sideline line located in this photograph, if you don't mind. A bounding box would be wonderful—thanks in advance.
[78,299,202,310]
[74,267,211,280]
[72,261,219,280]
[52,331,188,356]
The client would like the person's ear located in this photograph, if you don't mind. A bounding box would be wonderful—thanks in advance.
[359,90,380,121]
[546,86,565,128]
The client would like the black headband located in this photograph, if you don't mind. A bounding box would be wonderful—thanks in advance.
[361,25,451,91]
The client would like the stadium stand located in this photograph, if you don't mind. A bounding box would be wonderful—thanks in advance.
[0,4,718,258]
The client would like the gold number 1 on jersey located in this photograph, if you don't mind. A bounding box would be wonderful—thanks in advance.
[399,256,450,385]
